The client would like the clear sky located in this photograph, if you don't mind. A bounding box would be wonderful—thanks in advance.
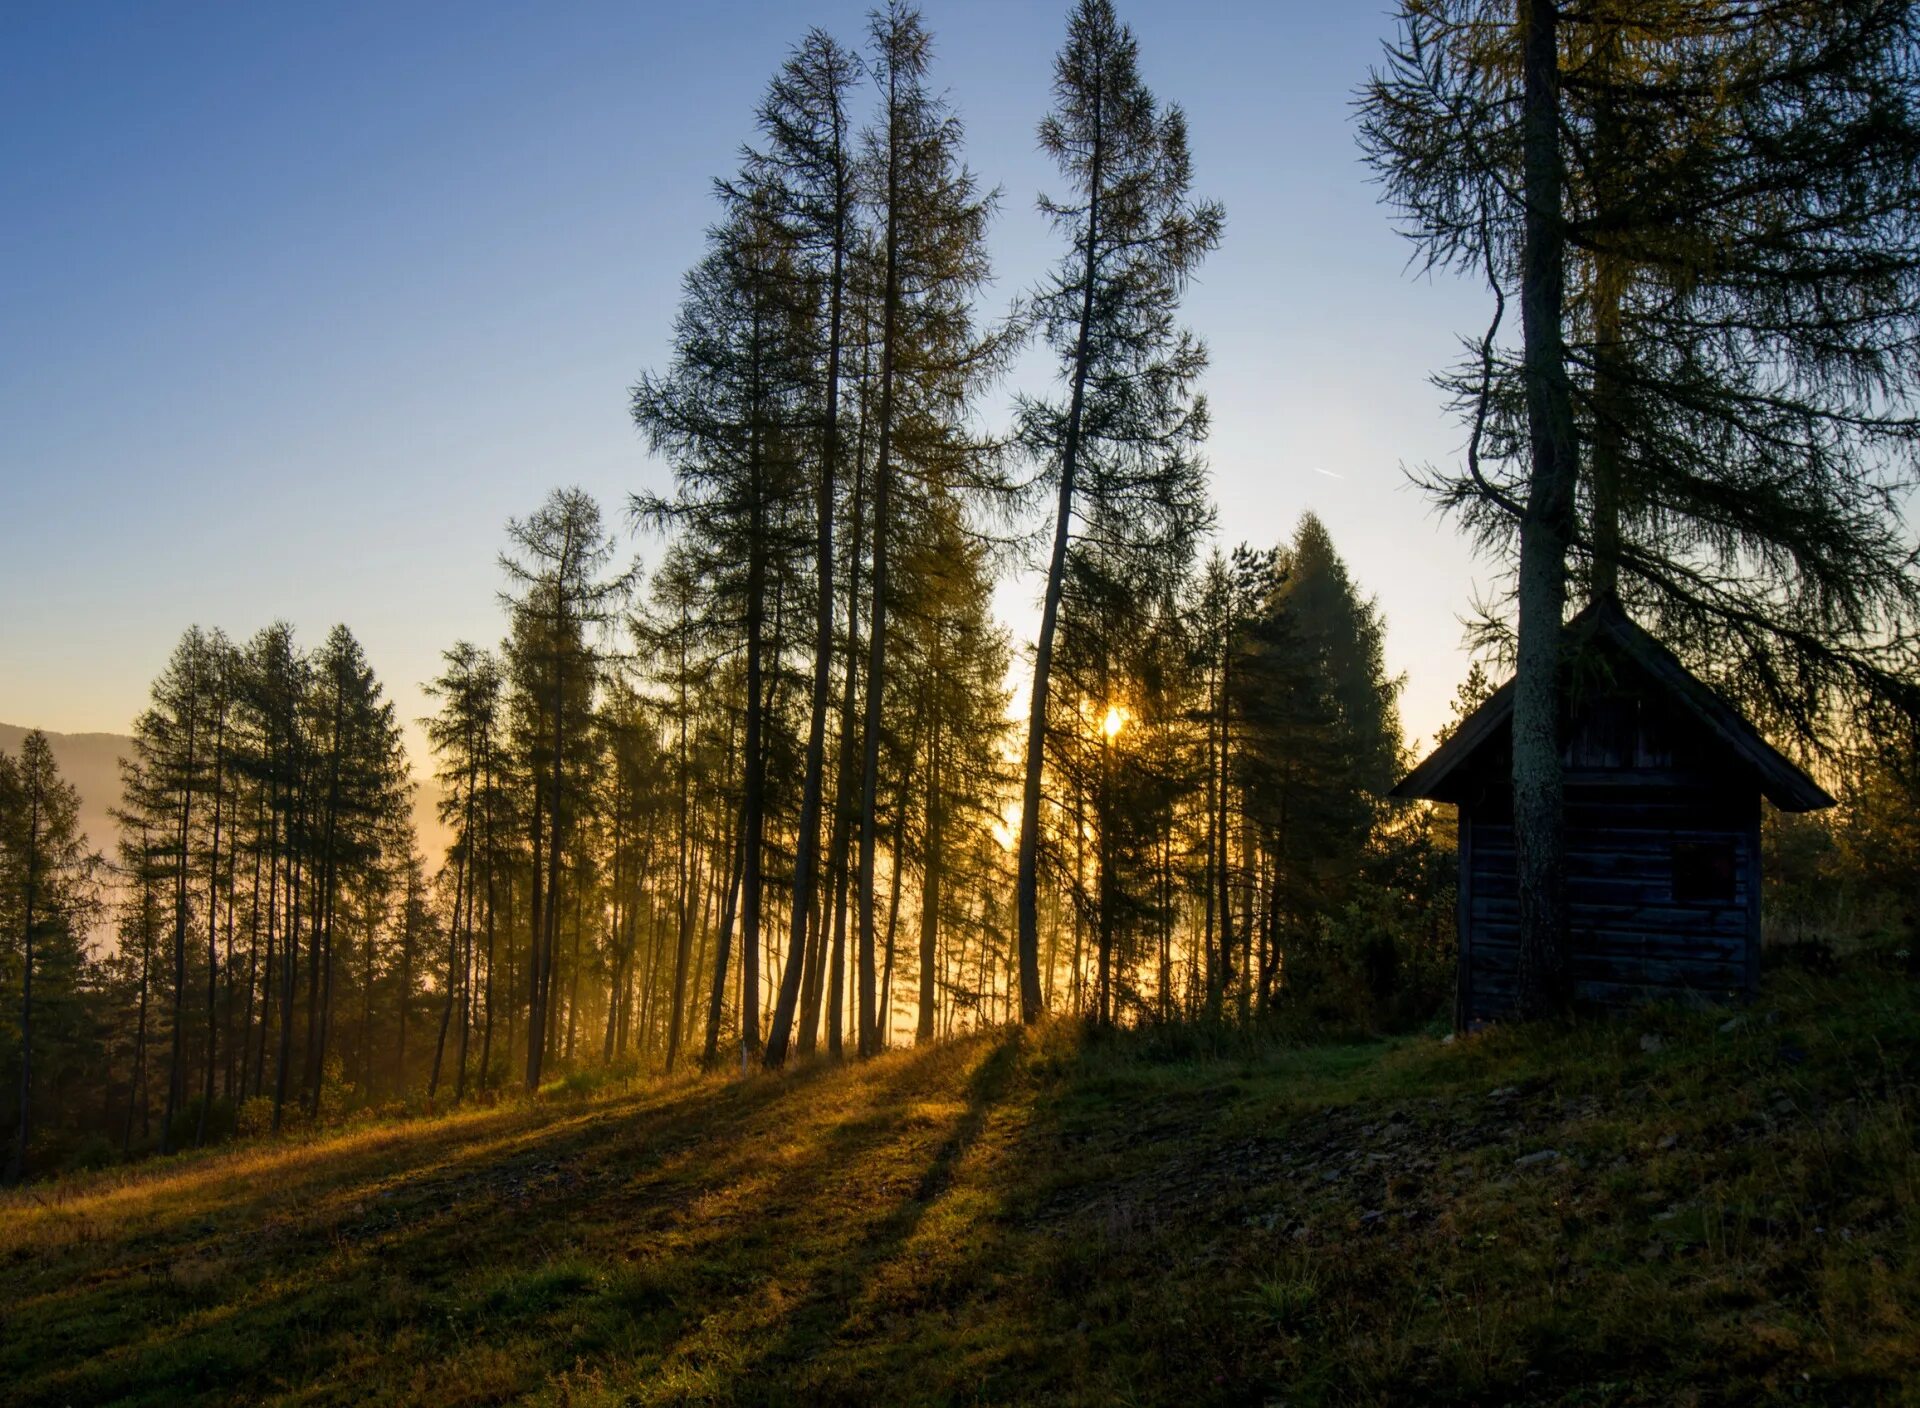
[1,0,1496,777]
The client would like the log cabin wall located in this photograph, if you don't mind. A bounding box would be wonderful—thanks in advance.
[1460,789,1761,1022]
[1455,689,1763,1022]
[1390,600,1834,1026]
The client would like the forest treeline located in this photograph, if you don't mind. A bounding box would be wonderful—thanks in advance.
[0,3,1444,1177]
[8,0,1920,1180]
[1,491,1449,1175]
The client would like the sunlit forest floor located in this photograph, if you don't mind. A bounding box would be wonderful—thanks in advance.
[4,968,1916,1407]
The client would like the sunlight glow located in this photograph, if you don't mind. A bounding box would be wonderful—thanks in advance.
[1102,705,1126,739]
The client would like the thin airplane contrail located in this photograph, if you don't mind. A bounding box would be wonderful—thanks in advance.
[1312,466,1346,480]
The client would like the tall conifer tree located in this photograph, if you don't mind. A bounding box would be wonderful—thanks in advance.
[1016,0,1222,1023]
[1361,1,1920,1012]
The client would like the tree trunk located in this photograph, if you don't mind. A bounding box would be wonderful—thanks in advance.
[163,667,199,1155]
[8,772,40,1181]
[455,856,477,1099]
[304,680,345,1118]
[197,697,226,1146]
[362,898,376,1097]
[251,780,279,1100]
[916,677,943,1043]
[856,57,906,1060]
[126,833,156,1154]
[798,880,826,1052]
[525,773,547,1092]
[602,801,629,1065]
[271,802,301,1134]
[703,813,746,1066]
[822,397,868,1062]
[564,858,585,1062]
[740,475,768,1061]
[664,823,697,1073]
[1215,632,1235,1016]
[478,765,498,1092]
[1018,72,1105,1026]
[688,842,717,1055]
[531,562,573,1089]
[222,823,240,1101]
[664,610,696,1074]
[768,144,848,1068]
[1511,0,1577,1018]
[396,871,416,1092]
[429,802,469,1106]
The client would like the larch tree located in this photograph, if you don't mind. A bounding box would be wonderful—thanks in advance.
[853,0,1004,1056]
[1360,0,1920,1014]
[748,29,864,1071]
[633,182,811,1067]
[1016,0,1223,1024]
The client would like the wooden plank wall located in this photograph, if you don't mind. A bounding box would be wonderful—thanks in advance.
[1463,787,1761,1020]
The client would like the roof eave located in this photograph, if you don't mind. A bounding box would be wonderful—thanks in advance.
[1386,604,1837,812]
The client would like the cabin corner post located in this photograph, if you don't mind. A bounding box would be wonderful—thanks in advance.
[1454,802,1473,1033]
[1745,800,1763,1000]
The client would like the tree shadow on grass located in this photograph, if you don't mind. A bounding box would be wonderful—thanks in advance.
[14,1030,1182,1408]
[8,1058,847,1407]
[682,1033,1026,1405]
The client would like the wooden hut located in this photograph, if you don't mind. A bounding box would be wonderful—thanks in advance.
[1390,599,1834,1023]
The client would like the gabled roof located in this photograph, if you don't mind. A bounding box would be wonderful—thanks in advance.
[1390,598,1836,813]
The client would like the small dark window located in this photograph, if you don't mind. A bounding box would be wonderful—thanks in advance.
[1673,840,1737,904]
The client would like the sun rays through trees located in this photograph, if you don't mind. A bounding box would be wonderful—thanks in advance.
[10,2,1920,1190]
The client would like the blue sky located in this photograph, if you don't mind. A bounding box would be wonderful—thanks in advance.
[1,0,1494,771]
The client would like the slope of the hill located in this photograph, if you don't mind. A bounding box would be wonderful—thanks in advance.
[3,970,1915,1407]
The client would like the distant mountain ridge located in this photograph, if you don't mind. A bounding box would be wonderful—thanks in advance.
[0,722,452,882]
[0,723,129,867]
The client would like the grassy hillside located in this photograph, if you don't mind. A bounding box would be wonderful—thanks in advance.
[4,968,1915,1406]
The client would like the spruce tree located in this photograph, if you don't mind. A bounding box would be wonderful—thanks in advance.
[1233,516,1403,1009]
[423,642,503,1105]
[1,732,98,1181]
[298,625,409,1118]
[124,628,214,1151]
[499,489,636,1089]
